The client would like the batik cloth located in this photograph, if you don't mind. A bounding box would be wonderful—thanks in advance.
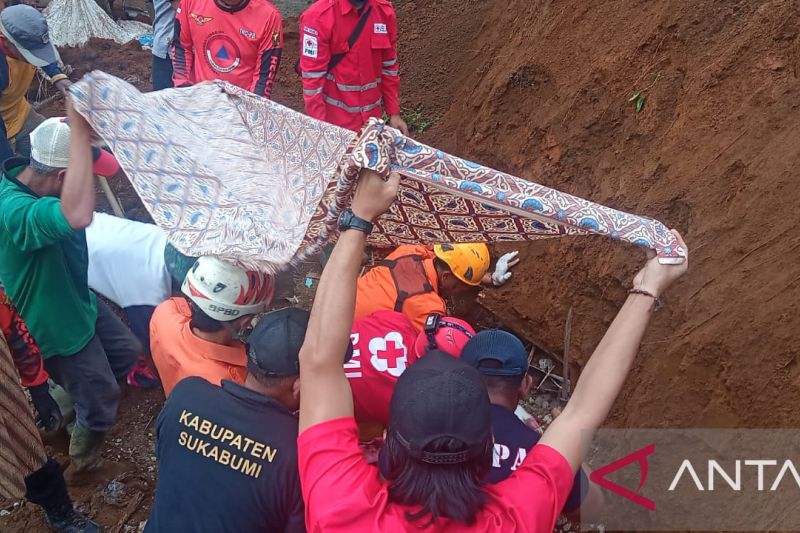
[0,330,47,501]
[69,72,685,273]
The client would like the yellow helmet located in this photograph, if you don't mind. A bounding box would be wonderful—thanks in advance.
[433,243,490,286]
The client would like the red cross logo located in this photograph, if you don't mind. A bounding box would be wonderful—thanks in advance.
[369,332,409,377]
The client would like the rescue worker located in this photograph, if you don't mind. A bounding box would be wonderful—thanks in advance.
[145,308,308,533]
[1,288,101,532]
[150,255,274,397]
[87,212,173,388]
[0,108,142,473]
[0,5,72,160]
[295,167,689,531]
[299,0,409,135]
[172,0,283,99]
[462,329,605,523]
[353,239,520,331]
[348,310,475,432]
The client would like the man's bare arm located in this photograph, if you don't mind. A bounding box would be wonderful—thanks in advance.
[298,170,400,434]
[539,231,688,471]
[59,99,96,229]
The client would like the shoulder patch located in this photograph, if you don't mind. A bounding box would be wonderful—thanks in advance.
[302,34,318,58]
[374,23,387,34]
[303,26,318,36]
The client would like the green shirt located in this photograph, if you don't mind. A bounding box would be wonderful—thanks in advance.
[0,158,97,358]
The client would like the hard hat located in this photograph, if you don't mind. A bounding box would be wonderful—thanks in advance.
[182,256,274,322]
[433,243,490,286]
[415,313,476,357]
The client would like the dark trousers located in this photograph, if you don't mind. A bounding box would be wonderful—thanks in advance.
[124,305,156,354]
[44,298,141,432]
[152,55,174,91]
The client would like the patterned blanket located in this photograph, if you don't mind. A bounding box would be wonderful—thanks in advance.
[70,72,685,272]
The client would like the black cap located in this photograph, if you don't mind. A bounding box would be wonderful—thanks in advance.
[461,329,529,377]
[388,350,491,464]
[247,308,353,379]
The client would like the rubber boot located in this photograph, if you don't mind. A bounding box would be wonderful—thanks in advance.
[69,424,107,473]
[44,506,103,533]
[25,459,103,532]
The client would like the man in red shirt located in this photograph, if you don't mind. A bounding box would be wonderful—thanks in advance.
[172,0,283,99]
[299,0,409,134]
[347,310,474,429]
[296,167,689,531]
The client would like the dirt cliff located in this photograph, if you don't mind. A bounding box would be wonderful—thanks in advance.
[398,0,800,428]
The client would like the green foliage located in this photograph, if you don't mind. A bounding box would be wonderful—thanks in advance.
[383,106,437,134]
[629,91,646,113]
[628,72,663,114]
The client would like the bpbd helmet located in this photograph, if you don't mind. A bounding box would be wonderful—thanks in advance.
[182,256,274,322]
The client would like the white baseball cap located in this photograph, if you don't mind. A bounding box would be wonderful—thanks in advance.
[30,117,121,176]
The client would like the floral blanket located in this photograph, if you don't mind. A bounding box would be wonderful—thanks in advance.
[70,72,685,272]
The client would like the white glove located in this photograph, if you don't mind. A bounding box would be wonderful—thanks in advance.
[492,251,520,286]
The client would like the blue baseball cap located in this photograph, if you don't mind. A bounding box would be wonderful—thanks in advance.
[461,329,529,377]
[0,5,58,68]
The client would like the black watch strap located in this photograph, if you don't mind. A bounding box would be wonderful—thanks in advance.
[338,208,374,235]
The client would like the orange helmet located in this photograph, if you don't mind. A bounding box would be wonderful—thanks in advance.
[433,243,490,286]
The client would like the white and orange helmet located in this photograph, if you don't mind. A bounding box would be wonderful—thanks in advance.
[182,256,274,321]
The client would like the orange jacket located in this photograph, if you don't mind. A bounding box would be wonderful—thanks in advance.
[150,297,247,397]
[354,244,445,332]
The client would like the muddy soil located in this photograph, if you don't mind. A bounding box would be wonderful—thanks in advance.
[400,0,800,432]
[4,0,800,529]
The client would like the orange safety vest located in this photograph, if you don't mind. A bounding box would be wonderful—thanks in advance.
[354,245,446,332]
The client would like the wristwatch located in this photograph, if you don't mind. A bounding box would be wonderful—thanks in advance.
[338,208,374,235]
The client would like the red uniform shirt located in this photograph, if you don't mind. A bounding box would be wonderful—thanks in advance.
[299,0,400,131]
[173,0,283,98]
[346,310,420,426]
[298,417,575,532]
[0,288,47,387]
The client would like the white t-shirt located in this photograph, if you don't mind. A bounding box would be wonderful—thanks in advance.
[86,212,172,308]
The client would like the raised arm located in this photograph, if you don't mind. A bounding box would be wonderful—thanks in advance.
[539,231,689,470]
[59,99,96,229]
[298,170,400,433]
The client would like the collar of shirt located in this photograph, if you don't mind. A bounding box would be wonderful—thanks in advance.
[339,0,368,16]
[220,379,295,416]
[213,0,250,14]
[173,297,248,366]
[1,158,37,197]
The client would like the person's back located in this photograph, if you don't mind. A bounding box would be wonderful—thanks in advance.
[348,310,475,428]
[146,376,303,532]
[0,156,97,358]
[150,297,248,395]
[86,212,171,311]
[150,256,275,396]
[354,244,443,331]
[172,0,283,98]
